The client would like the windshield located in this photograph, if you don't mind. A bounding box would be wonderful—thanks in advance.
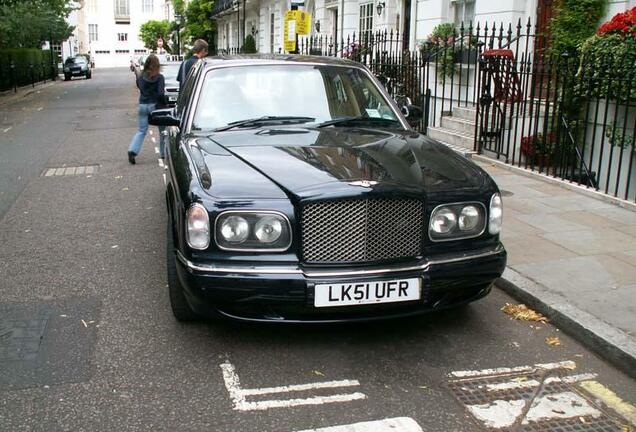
[66,57,86,65]
[192,65,402,130]
[160,63,181,81]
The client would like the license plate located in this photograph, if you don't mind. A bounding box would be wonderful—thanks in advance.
[168,95,177,102]
[314,278,421,308]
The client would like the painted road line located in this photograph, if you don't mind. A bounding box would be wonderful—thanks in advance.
[220,362,366,412]
[295,417,423,432]
[151,136,156,144]
[579,380,636,425]
[483,373,597,392]
[467,391,602,429]
[158,159,165,168]
[241,379,361,396]
[149,129,153,135]
[162,173,166,186]
[2,126,12,133]
[154,146,159,154]
[450,361,576,378]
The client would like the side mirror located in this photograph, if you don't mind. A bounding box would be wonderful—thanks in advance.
[149,108,180,127]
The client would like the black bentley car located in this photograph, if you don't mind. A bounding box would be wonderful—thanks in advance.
[149,55,506,323]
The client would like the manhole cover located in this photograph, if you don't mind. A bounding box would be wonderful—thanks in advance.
[41,164,99,177]
[447,363,630,431]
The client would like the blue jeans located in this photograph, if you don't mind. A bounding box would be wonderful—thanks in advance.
[128,103,166,157]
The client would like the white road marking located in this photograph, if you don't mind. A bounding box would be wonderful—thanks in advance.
[151,136,156,144]
[158,159,164,168]
[149,129,153,135]
[220,362,366,412]
[467,392,602,429]
[294,417,423,432]
[2,126,11,133]
[154,146,159,154]
[450,361,576,378]
[162,173,166,186]
[36,107,43,111]
[44,168,56,177]
[483,373,597,392]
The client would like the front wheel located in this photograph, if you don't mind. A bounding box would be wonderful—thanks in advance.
[166,219,200,322]
[86,72,91,79]
[64,74,70,81]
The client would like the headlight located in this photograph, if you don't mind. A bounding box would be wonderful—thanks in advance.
[186,203,210,250]
[219,215,249,243]
[488,193,503,235]
[429,202,486,241]
[215,211,292,251]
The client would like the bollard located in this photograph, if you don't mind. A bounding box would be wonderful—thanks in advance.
[10,61,16,93]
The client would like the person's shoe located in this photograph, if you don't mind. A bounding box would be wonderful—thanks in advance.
[128,151,136,165]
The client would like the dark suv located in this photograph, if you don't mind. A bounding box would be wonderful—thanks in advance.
[63,57,92,81]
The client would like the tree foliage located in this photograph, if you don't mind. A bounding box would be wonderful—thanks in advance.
[139,20,173,53]
[0,0,75,49]
[549,0,607,55]
[183,0,215,46]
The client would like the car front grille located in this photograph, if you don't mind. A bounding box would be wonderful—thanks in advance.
[301,198,424,264]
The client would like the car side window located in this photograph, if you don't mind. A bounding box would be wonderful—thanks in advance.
[176,62,200,118]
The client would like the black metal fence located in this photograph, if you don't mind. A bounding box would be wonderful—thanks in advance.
[221,21,636,202]
[0,61,58,93]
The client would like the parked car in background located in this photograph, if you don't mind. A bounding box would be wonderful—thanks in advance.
[149,55,506,323]
[63,56,91,81]
[160,62,181,106]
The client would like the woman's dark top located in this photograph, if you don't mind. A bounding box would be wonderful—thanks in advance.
[137,73,165,104]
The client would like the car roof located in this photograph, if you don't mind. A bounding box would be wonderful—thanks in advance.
[201,54,364,69]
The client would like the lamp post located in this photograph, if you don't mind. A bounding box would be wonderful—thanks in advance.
[174,12,182,59]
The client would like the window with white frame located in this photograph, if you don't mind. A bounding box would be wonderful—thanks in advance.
[142,0,153,13]
[117,33,128,41]
[86,0,98,14]
[114,0,130,17]
[359,3,373,42]
[453,0,475,27]
[89,24,98,42]
[270,13,275,53]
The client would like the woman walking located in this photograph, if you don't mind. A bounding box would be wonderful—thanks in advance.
[128,54,165,164]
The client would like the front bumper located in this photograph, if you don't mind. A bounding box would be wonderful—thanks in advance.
[175,244,507,323]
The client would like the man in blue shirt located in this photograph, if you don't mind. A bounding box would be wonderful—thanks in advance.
[177,39,209,88]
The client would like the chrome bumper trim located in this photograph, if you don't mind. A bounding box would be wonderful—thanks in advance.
[176,244,504,277]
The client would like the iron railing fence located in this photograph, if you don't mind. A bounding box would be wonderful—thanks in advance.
[220,20,635,202]
[0,61,57,93]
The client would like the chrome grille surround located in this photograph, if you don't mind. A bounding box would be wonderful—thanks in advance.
[301,198,424,264]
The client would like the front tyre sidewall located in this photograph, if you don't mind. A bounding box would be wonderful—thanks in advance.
[166,218,199,322]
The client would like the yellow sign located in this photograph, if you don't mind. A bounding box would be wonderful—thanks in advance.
[283,10,312,52]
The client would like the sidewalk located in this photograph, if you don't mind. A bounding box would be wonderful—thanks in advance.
[474,158,636,374]
[0,79,57,107]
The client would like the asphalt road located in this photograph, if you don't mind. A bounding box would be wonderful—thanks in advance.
[0,69,634,432]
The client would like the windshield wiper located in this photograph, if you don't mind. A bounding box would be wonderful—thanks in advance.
[316,115,400,128]
[212,116,315,132]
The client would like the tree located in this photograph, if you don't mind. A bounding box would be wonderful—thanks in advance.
[0,0,75,49]
[183,0,215,45]
[139,20,173,53]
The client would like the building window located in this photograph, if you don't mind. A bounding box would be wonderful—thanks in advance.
[114,0,130,22]
[142,0,153,13]
[95,50,111,54]
[134,49,147,54]
[117,33,128,41]
[115,49,129,54]
[359,3,373,42]
[87,0,98,14]
[270,13,275,53]
[453,0,475,27]
[88,24,98,42]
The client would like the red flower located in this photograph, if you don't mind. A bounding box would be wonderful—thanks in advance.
[598,7,636,36]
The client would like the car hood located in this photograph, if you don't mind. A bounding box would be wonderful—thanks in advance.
[198,127,491,200]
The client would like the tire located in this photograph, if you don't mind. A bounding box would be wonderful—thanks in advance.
[166,217,199,322]
[64,74,70,81]
[86,72,91,79]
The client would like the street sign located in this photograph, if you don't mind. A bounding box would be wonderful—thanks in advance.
[283,10,312,53]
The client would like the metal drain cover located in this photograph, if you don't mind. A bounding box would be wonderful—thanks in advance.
[447,362,629,431]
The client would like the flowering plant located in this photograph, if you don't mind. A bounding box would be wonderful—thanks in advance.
[520,133,558,166]
[597,7,636,37]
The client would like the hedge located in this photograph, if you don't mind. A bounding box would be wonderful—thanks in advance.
[0,48,56,91]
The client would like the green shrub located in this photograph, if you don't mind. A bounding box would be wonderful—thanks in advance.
[549,0,607,56]
[242,35,257,54]
[0,48,55,91]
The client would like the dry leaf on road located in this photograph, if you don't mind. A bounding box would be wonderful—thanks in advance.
[501,303,548,323]
[545,336,561,346]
